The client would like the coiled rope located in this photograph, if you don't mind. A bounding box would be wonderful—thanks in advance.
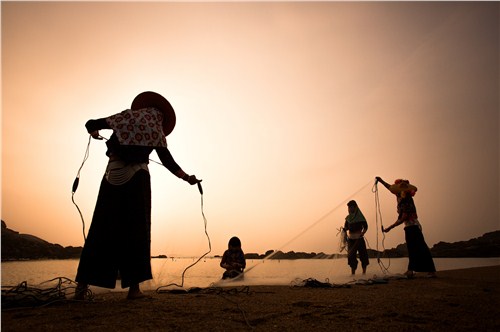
[1,277,94,310]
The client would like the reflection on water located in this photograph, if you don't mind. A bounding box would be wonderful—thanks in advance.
[2,257,499,292]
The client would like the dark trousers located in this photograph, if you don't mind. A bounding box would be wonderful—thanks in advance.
[76,170,152,289]
[347,238,369,270]
[405,225,436,272]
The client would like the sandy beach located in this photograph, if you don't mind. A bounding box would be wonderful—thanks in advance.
[2,265,499,331]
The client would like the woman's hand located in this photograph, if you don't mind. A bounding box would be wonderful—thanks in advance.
[89,130,101,139]
[186,175,201,185]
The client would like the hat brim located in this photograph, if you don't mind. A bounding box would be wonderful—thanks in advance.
[389,183,418,197]
[131,91,176,136]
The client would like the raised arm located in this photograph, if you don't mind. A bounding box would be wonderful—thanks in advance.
[375,176,390,190]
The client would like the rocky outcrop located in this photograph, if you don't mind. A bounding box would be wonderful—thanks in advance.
[245,231,500,259]
[245,250,338,260]
[1,220,82,261]
[430,231,500,257]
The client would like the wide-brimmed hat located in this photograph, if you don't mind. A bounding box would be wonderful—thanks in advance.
[389,179,418,197]
[131,91,176,136]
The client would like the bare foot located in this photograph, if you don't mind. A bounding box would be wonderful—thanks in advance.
[127,284,149,300]
[127,291,148,300]
[74,283,88,300]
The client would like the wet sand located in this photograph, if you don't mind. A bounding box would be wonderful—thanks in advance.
[2,265,499,331]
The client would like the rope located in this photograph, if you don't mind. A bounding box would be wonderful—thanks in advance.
[156,186,211,292]
[72,134,212,293]
[1,277,94,310]
[291,272,408,289]
[244,180,373,275]
[205,286,254,329]
[71,134,92,242]
[372,181,391,274]
[335,180,391,275]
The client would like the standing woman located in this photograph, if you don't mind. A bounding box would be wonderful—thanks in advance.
[75,91,201,299]
[343,200,369,275]
[376,177,436,278]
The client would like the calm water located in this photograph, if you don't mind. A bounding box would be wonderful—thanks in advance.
[2,257,499,293]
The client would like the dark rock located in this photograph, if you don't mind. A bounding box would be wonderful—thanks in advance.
[1,220,83,261]
[430,231,500,257]
[245,231,500,259]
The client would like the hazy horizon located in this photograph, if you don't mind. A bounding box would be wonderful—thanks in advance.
[2,217,498,258]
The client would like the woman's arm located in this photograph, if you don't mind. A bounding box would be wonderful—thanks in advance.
[382,219,403,233]
[220,252,228,268]
[362,220,368,235]
[376,176,390,190]
[156,147,201,185]
[239,252,246,269]
[85,118,110,138]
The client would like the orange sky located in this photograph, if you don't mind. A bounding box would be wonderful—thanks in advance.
[2,2,499,257]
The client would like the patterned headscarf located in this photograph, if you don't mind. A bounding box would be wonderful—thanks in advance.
[105,107,167,147]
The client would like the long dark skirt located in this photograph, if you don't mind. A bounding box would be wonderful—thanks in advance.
[347,238,369,270]
[76,170,152,289]
[404,225,436,272]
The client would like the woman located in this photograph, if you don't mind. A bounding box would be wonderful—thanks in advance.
[75,91,201,299]
[376,177,436,278]
[343,200,369,275]
[220,236,246,280]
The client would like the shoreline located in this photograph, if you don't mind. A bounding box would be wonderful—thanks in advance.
[2,265,499,331]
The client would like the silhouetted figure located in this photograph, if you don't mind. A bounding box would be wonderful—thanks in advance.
[74,91,201,300]
[220,236,246,280]
[376,177,436,278]
[343,200,369,275]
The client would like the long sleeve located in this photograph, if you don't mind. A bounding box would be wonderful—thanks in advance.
[239,251,246,269]
[155,147,182,175]
[220,250,229,268]
[85,118,110,133]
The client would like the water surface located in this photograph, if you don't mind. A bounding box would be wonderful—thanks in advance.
[2,257,498,293]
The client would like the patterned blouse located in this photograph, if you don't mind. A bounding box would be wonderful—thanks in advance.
[397,195,421,228]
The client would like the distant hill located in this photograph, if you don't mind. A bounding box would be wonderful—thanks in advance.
[245,250,336,260]
[430,231,500,257]
[1,220,82,261]
[245,231,500,260]
[2,220,499,261]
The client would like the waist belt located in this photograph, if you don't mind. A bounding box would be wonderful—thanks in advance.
[105,160,149,185]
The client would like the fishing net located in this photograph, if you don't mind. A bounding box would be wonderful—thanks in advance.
[337,227,348,253]
[1,277,92,309]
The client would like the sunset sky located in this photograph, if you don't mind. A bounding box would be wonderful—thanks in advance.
[2,2,499,258]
